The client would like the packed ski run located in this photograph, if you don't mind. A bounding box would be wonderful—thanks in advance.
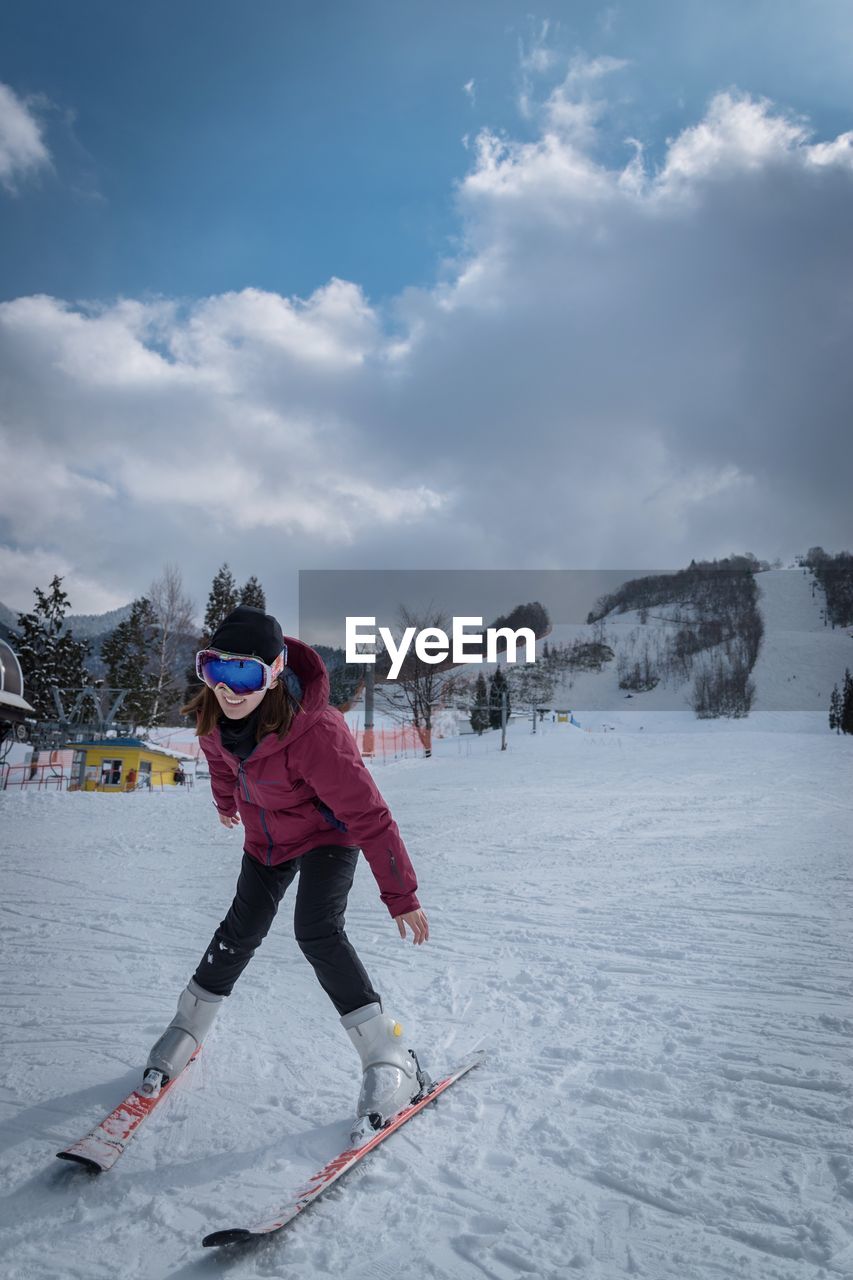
[201,1051,484,1248]
[56,1049,200,1173]
[1,701,851,1279]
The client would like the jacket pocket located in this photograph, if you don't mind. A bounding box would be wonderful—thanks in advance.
[313,798,349,833]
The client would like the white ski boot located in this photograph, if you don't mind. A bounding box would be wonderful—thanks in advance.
[341,1001,431,1146]
[144,979,225,1092]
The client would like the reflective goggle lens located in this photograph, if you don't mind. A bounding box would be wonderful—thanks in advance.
[197,652,267,694]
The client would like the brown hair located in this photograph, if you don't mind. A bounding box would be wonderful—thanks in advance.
[181,679,301,742]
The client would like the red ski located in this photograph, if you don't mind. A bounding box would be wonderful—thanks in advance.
[56,1051,200,1173]
[202,1050,484,1248]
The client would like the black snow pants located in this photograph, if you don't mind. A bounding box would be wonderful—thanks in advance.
[192,846,381,1017]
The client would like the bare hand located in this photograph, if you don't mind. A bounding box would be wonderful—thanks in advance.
[218,812,241,828]
[396,909,429,945]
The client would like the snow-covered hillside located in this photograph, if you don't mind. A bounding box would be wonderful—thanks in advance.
[750,569,852,710]
[1,711,851,1279]
[502,569,852,716]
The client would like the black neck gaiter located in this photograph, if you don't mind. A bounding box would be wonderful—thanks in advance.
[219,704,264,761]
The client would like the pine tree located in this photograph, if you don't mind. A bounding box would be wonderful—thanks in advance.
[488,667,510,731]
[204,564,239,637]
[470,672,489,734]
[183,564,240,706]
[829,684,842,733]
[842,668,853,736]
[240,576,266,610]
[14,576,91,719]
[101,597,159,730]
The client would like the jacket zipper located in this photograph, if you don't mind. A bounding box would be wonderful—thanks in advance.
[237,761,273,866]
[237,762,251,802]
[389,851,406,888]
[260,808,273,866]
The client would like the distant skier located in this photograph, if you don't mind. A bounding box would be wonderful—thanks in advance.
[145,605,430,1144]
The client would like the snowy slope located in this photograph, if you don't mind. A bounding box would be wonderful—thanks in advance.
[501,568,852,716]
[750,569,852,711]
[1,713,851,1279]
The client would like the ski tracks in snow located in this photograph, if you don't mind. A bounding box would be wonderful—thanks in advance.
[0,720,851,1278]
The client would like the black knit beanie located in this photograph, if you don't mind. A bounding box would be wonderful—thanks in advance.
[209,606,285,664]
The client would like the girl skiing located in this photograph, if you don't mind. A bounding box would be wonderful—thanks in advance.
[145,605,430,1144]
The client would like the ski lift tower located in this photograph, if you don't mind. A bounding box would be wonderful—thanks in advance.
[0,637,36,750]
[27,683,137,753]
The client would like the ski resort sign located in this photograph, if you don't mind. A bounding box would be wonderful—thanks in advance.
[345,616,537,680]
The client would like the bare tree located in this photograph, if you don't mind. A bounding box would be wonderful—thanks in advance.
[148,564,196,724]
[507,660,555,707]
[374,606,463,757]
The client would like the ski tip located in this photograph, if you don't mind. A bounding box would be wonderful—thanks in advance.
[56,1151,105,1174]
[202,1228,254,1248]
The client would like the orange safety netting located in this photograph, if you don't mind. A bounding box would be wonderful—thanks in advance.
[350,725,431,761]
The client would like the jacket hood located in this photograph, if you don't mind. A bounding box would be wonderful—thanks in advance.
[281,634,330,744]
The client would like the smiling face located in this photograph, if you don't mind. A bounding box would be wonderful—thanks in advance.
[212,682,268,719]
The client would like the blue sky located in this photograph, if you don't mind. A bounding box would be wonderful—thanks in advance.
[3,0,852,305]
[1,2,852,622]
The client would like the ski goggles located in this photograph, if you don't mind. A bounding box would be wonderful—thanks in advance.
[196,646,287,695]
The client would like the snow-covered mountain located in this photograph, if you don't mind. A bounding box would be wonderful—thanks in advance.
[0,598,137,638]
[59,603,136,638]
[0,598,137,648]
[355,567,851,741]
[531,568,852,715]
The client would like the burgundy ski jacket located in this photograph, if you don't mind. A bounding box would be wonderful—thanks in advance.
[198,636,420,919]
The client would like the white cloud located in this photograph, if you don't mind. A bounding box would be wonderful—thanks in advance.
[0,431,116,542]
[173,279,380,373]
[1,294,189,389]
[519,21,559,76]
[0,82,51,193]
[0,545,126,616]
[0,281,447,589]
[659,91,810,185]
[564,53,629,86]
[542,54,630,147]
[1,70,852,615]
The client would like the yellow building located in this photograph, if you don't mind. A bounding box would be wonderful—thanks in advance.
[65,737,188,792]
